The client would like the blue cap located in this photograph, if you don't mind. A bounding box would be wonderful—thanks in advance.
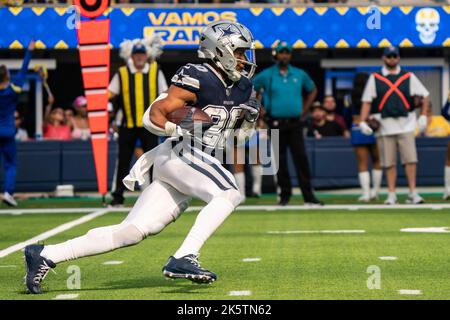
[275,41,292,53]
[132,43,147,55]
[383,46,399,56]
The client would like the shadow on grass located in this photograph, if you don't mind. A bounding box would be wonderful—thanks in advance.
[19,276,213,297]
[106,276,213,295]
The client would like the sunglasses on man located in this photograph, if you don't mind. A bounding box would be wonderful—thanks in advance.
[385,54,399,59]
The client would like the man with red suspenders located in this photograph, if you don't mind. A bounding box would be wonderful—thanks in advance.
[359,46,430,205]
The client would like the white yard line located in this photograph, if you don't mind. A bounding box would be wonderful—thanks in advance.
[53,294,79,300]
[229,290,252,296]
[0,209,110,258]
[379,256,398,261]
[400,227,449,233]
[102,260,123,265]
[267,230,366,234]
[398,289,422,295]
[242,258,261,262]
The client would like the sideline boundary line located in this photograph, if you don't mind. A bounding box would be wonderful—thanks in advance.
[1,204,450,215]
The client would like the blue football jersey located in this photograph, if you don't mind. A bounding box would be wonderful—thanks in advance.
[171,63,254,149]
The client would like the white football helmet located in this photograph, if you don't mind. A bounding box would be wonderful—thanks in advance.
[198,21,257,82]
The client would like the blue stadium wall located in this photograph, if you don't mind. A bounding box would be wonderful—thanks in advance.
[1,138,447,192]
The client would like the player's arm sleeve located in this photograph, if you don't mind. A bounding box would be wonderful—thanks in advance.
[142,92,170,136]
[108,73,120,96]
[158,69,168,94]
[301,70,315,93]
[410,73,430,97]
[171,65,200,93]
[361,74,376,103]
[13,48,32,88]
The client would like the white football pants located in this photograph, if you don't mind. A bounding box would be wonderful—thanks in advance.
[41,139,243,263]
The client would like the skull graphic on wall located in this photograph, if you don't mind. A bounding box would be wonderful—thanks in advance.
[415,8,440,45]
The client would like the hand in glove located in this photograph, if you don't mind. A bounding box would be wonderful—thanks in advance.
[240,98,261,123]
[418,115,427,133]
[359,121,374,136]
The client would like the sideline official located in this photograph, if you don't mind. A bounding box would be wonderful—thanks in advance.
[360,46,429,205]
[254,41,322,206]
[108,38,167,207]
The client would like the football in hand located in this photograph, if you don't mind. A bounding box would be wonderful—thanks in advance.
[367,118,380,131]
[166,106,213,126]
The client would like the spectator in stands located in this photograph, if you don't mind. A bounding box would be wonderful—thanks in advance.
[43,106,71,141]
[346,72,382,202]
[0,40,34,207]
[254,41,322,206]
[71,96,91,140]
[322,95,350,138]
[64,107,75,131]
[14,111,28,141]
[307,103,345,138]
[416,105,450,137]
[359,46,430,205]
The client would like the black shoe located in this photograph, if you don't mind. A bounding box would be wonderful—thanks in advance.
[304,197,324,207]
[108,197,124,208]
[247,192,260,199]
[162,254,217,284]
[278,197,290,206]
[24,244,56,294]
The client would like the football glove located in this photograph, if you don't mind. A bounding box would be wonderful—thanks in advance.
[418,115,427,133]
[359,121,374,136]
[240,98,261,123]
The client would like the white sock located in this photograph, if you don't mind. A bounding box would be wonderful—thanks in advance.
[41,225,119,264]
[174,197,235,258]
[388,192,397,200]
[358,171,370,198]
[445,166,450,194]
[371,169,382,197]
[234,172,246,198]
[41,223,146,264]
[252,165,263,195]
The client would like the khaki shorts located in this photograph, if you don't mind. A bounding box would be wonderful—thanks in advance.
[376,132,418,168]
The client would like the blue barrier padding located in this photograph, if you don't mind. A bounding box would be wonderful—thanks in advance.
[0,137,448,192]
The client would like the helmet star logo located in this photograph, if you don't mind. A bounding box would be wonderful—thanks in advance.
[219,25,239,38]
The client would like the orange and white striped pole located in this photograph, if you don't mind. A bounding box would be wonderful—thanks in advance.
[74,0,110,197]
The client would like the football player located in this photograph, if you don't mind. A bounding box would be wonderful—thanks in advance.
[24,21,259,293]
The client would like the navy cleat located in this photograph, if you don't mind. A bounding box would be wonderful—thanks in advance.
[24,244,56,294]
[162,254,217,284]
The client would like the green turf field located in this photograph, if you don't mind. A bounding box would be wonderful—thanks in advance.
[0,204,449,300]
